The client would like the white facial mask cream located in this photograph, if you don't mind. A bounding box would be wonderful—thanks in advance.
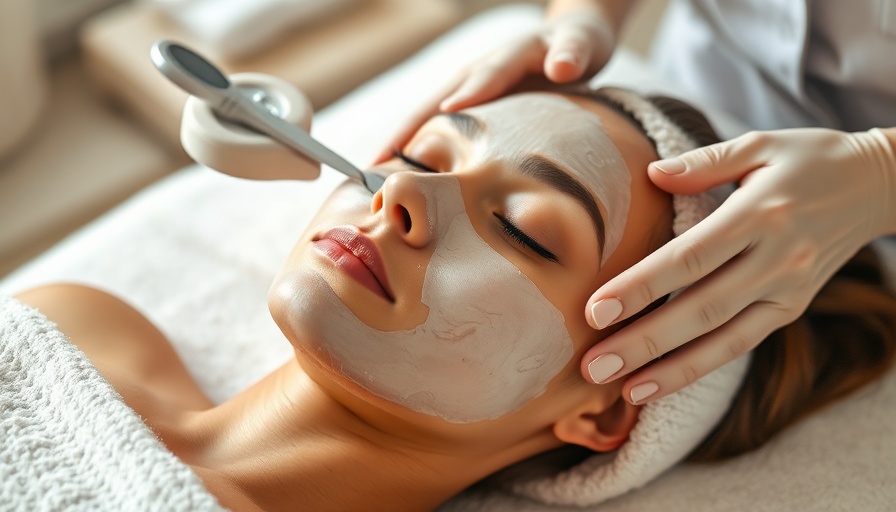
[271,176,574,423]
[465,94,631,265]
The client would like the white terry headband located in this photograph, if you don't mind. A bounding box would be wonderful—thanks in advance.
[505,87,753,506]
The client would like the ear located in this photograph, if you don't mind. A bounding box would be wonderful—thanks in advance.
[552,392,640,452]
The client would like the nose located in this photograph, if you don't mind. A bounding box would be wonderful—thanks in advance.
[372,172,434,248]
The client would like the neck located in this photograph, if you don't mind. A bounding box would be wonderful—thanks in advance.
[165,359,526,511]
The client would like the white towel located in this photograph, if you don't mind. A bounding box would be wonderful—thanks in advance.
[1,6,892,510]
[0,295,223,511]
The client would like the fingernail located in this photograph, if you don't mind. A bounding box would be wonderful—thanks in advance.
[630,381,659,404]
[587,353,624,384]
[440,95,461,110]
[652,159,686,175]
[590,298,623,329]
[552,51,578,65]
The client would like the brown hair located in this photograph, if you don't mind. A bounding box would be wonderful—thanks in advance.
[639,94,896,461]
[689,244,896,460]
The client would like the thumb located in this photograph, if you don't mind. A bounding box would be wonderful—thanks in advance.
[647,133,764,194]
[544,29,594,83]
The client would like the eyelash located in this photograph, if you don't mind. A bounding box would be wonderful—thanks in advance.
[495,214,558,263]
[393,151,558,263]
[393,150,439,173]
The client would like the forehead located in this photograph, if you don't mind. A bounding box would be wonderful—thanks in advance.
[463,93,632,265]
[463,93,607,159]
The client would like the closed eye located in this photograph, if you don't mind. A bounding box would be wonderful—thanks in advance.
[494,213,558,263]
[395,150,557,263]
[393,150,439,173]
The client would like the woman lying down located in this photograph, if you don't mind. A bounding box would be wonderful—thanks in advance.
[11,86,896,511]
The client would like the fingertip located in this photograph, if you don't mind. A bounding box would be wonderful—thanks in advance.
[438,92,460,110]
[544,55,584,83]
[590,297,624,330]
[585,352,626,385]
[440,73,497,111]
[651,136,758,193]
[647,162,710,194]
[650,159,687,175]
[583,289,605,329]
[545,33,593,80]
[550,51,578,67]
[439,96,465,112]
[440,85,485,111]
[580,349,600,383]
[628,381,660,405]
[580,337,604,382]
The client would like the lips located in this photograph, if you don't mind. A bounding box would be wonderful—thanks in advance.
[313,226,394,302]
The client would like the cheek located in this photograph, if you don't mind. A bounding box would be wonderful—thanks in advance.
[289,177,577,424]
[408,209,575,422]
[523,275,603,374]
[318,184,373,219]
[498,214,601,340]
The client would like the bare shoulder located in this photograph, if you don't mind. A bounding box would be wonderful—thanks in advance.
[15,283,213,411]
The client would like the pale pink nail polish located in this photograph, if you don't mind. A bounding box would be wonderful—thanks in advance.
[590,298,623,329]
[587,353,624,384]
[652,159,686,175]
[630,382,659,404]
[552,51,577,65]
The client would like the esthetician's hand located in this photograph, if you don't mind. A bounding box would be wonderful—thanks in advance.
[373,3,625,164]
[581,127,896,404]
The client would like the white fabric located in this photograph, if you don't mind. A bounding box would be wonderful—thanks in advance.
[1,4,894,511]
[0,295,223,511]
[650,0,896,131]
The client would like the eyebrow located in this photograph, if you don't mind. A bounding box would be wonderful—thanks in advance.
[436,112,607,258]
[518,156,606,256]
[439,111,484,140]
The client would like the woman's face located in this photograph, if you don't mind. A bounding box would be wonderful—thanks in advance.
[269,92,669,430]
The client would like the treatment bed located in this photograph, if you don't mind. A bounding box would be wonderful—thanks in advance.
[2,5,894,511]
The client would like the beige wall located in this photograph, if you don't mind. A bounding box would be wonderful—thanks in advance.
[0,0,669,279]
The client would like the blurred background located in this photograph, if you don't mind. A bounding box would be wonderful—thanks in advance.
[0,0,667,279]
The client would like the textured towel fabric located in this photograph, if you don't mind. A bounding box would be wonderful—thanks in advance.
[1,5,893,512]
[0,295,223,511]
[505,87,751,506]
